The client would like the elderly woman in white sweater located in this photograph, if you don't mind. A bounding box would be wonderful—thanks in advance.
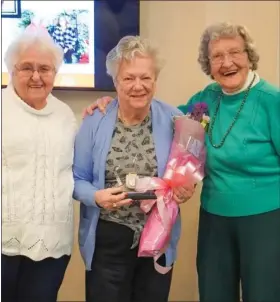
[2,26,76,302]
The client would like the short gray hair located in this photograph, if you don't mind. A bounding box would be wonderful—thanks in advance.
[4,25,64,74]
[198,22,260,76]
[106,35,164,81]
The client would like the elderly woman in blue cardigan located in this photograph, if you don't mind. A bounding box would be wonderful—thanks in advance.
[84,22,280,302]
[73,36,194,302]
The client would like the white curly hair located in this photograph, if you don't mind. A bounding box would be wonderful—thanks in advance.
[4,24,64,74]
[106,35,164,81]
[198,22,260,76]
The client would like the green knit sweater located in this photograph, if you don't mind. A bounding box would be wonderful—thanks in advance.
[178,79,280,216]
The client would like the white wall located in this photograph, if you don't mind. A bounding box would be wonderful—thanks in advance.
[56,1,280,301]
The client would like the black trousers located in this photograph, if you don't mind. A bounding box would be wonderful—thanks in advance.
[197,207,280,302]
[86,219,173,302]
[1,254,70,302]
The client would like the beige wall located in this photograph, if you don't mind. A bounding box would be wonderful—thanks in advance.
[56,1,280,301]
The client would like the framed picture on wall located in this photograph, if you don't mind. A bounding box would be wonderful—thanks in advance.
[1,0,21,18]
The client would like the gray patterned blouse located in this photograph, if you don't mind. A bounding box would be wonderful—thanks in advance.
[99,112,157,248]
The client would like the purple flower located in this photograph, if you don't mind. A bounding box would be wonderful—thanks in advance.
[186,102,209,122]
[194,102,208,111]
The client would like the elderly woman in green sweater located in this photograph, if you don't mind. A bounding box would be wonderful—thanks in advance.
[84,22,280,302]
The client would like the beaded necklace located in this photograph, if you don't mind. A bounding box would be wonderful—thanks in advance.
[208,73,256,148]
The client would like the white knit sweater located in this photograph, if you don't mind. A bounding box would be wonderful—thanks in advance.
[2,85,77,261]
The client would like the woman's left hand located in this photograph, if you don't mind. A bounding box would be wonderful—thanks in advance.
[173,184,196,204]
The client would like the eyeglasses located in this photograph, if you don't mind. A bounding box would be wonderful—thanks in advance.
[15,64,55,77]
[118,76,155,87]
[209,49,247,65]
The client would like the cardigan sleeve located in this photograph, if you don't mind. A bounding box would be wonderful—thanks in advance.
[73,116,99,207]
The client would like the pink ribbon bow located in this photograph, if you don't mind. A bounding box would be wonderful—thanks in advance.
[135,152,204,274]
[135,115,207,274]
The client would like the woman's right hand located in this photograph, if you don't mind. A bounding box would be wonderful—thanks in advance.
[95,186,132,210]
[82,96,114,118]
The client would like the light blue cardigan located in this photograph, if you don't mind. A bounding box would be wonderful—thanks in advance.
[73,99,183,271]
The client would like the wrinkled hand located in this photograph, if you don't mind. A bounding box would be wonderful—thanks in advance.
[173,183,196,204]
[82,96,114,119]
[95,186,132,210]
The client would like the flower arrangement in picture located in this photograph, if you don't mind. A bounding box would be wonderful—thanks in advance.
[185,102,210,131]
